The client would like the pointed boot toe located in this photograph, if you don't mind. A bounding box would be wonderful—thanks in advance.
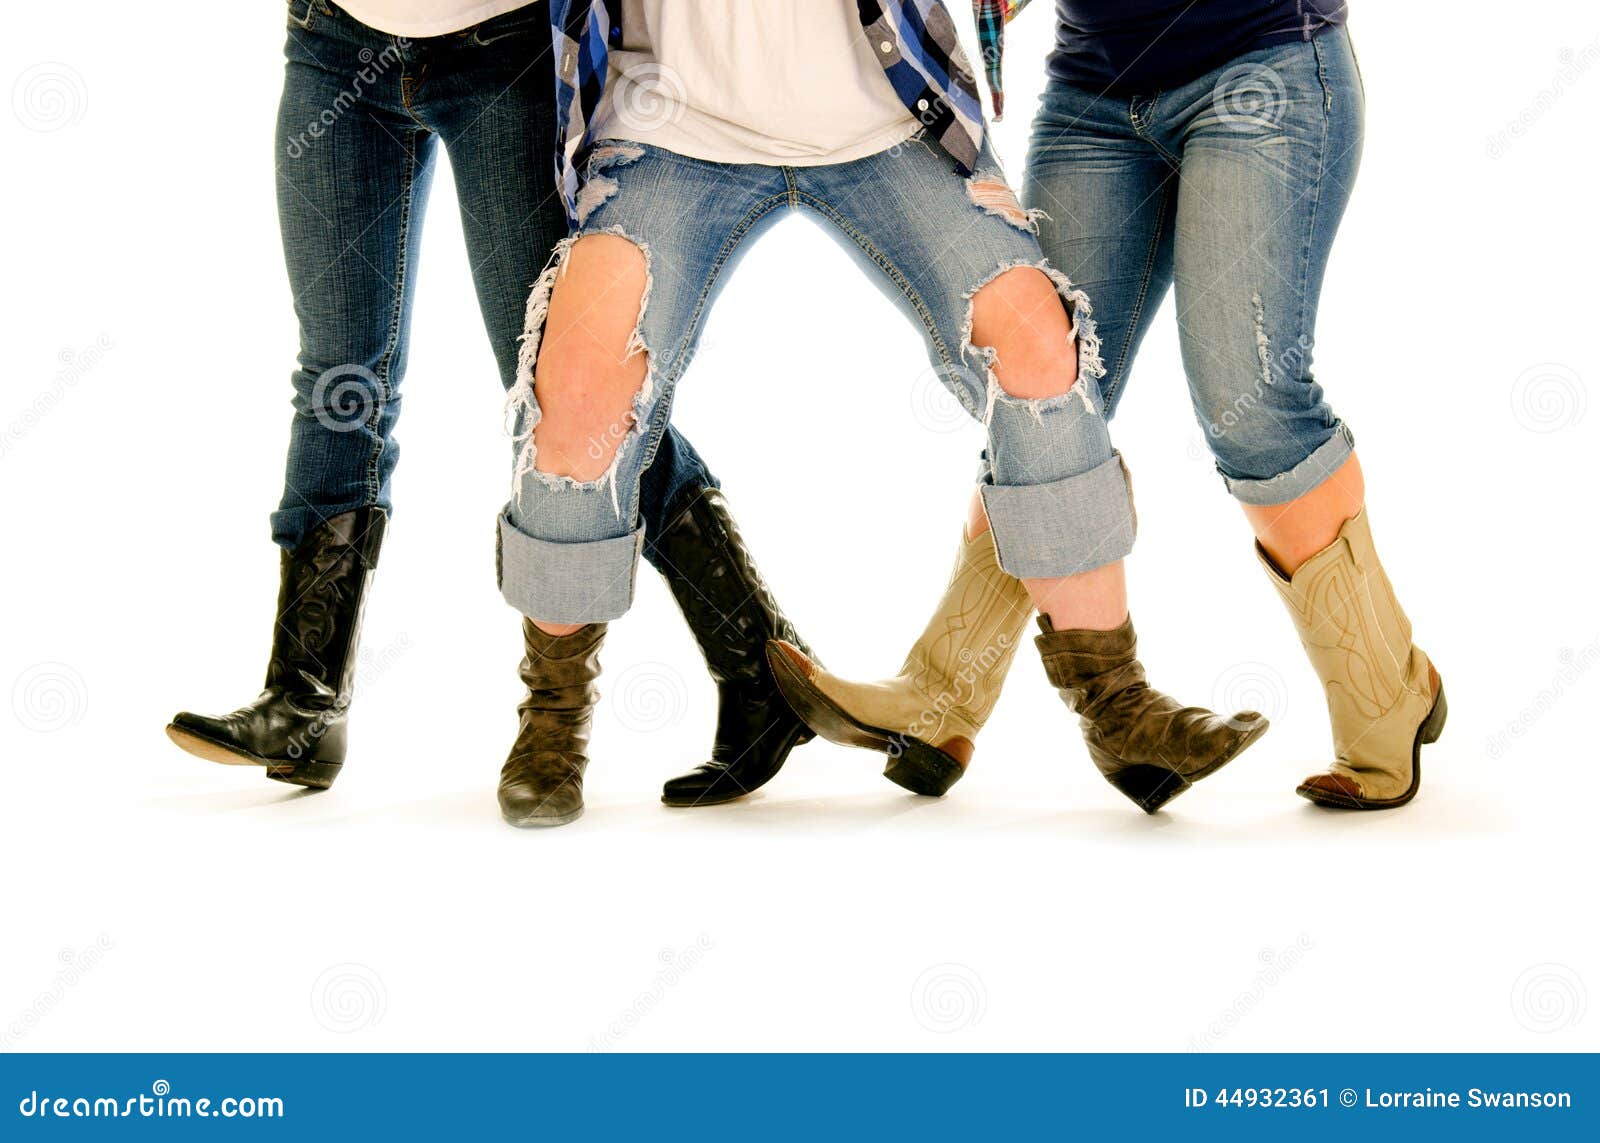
[1295,771,1368,808]
[165,712,263,767]
[659,764,739,807]
[1037,616,1269,813]
[1192,709,1272,780]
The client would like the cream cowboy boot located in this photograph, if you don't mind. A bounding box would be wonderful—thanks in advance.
[1260,509,1447,809]
[767,528,1032,795]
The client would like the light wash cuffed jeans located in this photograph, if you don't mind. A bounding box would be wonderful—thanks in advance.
[498,134,1137,624]
[1024,26,1364,505]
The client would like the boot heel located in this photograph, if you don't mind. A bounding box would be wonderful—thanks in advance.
[1420,684,1448,745]
[266,760,342,790]
[883,739,965,797]
[1106,764,1190,815]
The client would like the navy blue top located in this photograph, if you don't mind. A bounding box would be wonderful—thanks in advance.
[1048,1,1349,94]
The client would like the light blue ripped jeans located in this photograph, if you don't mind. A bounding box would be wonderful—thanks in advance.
[498,133,1136,624]
[1024,26,1364,505]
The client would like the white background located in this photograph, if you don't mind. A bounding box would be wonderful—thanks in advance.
[2,2,1596,1052]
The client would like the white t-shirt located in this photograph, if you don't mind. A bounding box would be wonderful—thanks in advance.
[338,1,535,37]
[593,0,920,166]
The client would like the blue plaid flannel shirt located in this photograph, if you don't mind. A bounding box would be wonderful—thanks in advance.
[548,0,1021,224]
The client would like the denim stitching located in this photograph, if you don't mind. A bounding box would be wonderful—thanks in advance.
[1127,93,1182,166]
[287,1,318,32]
[1312,35,1334,113]
[792,193,960,381]
[400,66,431,128]
[1102,176,1173,415]
[1345,30,1367,98]
[288,0,334,30]
[627,192,793,492]
[366,129,419,505]
[1296,41,1334,381]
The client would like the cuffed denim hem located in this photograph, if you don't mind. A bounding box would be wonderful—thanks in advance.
[497,511,643,624]
[270,497,384,554]
[980,453,1136,579]
[1222,423,1356,507]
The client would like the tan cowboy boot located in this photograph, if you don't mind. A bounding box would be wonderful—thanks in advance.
[499,620,607,828]
[1260,508,1446,809]
[767,528,1033,795]
[1037,617,1270,813]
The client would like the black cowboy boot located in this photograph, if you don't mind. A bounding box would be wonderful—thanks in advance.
[652,487,814,806]
[166,508,386,790]
[499,621,607,828]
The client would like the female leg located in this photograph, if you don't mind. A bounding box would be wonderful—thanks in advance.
[499,137,1263,825]
[789,26,1443,810]
[167,4,806,800]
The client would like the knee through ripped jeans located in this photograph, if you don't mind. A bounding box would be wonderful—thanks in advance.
[498,134,1136,624]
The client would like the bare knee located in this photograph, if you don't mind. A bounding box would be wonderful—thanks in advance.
[531,234,650,482]
[970,267,1078,400]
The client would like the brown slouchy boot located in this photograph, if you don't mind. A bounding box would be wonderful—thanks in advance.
[498,620,606,828]
[1260,509,1446,809]
[1037,617,1269,813]
[767,528,1033,795]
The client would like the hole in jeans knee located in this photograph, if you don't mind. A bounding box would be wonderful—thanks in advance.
[962,261,1109,422]
[506,230,656,509]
